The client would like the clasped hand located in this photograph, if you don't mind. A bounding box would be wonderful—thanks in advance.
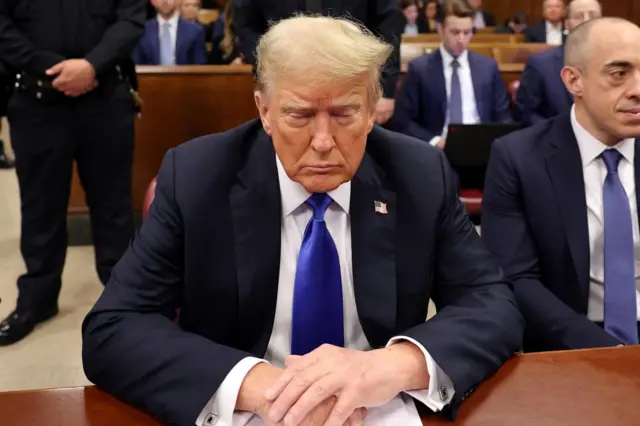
[262,344,403,426]
[46,59,98,97]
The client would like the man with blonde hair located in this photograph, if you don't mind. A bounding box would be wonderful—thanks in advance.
[83,15,523,426]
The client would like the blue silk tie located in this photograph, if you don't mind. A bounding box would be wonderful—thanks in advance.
[160,22,174,65]
[448,58,463,124]
[291,193,344,355]
[601,149,639,345]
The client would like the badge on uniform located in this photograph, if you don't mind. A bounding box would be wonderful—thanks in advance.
[374,200,388,215]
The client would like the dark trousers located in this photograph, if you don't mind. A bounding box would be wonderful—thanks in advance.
[6,83,135,313]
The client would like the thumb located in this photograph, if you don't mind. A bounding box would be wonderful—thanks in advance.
[46,62,65,75]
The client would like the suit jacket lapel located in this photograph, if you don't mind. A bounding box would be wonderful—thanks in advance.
[544,115,590,302]
[428,50,447,123]
[149,20,160,65]
[176,19,189,65]
[350,150,397,348]
[229,130,282,355]
[468,53,486,121]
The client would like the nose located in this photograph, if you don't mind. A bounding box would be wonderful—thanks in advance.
[309,113,335,154]
[626,71,640,99]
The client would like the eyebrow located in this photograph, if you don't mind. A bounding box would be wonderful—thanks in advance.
[280,103,362,113]
[604,60,633,69]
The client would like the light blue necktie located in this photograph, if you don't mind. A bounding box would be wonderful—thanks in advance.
[602,149,639,345]
[291,193,344,355]
[448,59,463,124]
[159,22,174,65]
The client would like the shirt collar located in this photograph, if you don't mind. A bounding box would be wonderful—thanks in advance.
[275,155,351,217]
[439,45,469,68]
[158,13,180,27]
[570,104,635,167]
[545,20,562,31]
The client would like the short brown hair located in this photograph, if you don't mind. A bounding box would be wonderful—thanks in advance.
[437,0,474,24]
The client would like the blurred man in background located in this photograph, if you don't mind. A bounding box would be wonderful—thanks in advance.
[525,0,566,44]
[516,0,602,125]
[134,0,207,65]
[233,0,403,125]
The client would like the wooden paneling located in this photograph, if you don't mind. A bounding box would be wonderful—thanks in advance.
[480,0,638,27]
[68,66,257,215]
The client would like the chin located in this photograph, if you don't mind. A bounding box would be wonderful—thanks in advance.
[299,174,346,194]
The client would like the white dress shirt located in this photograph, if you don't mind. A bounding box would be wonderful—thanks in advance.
[570,106,640,322]
[429,46,481,146]
[157,13,180,64]
[404,23,419,36]
[474,11,486,29]
[545,20,563,46]
[196,156,455,426]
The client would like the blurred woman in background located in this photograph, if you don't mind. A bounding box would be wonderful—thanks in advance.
[207,0,242,64]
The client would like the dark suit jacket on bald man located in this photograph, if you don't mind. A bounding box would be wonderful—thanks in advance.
[232,0,403,98]
[82,119,524,425]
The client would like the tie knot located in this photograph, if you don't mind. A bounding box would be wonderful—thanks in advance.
[306,193,332,220]
[601,149,623,173]
[451,58,460,68]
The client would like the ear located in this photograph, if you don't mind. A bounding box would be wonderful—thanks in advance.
[436,22,442,35]
[254,90,273,136]
[560,65,583,99]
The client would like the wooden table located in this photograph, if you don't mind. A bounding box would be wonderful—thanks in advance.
[2,346,638,426]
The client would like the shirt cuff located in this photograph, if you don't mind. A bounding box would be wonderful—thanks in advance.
[429,136,441,147]
[386,336,455,412]
[195,357,266,426]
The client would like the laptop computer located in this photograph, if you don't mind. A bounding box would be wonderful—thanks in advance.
[443,123,522,189]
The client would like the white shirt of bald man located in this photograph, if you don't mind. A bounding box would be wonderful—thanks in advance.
[195,156,455,426]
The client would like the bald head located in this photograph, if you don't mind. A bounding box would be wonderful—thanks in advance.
[564,17,639,69]
[560,17,640,145]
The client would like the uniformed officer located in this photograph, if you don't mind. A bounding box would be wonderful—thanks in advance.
[0,0,146,345]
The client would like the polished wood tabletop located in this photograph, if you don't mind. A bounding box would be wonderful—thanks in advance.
[1,346,638,426]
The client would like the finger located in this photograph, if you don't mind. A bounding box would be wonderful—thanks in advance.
[322,393,358,426]
[344,407,366,426]
[282,375,342,426]
[265,353,319,401]
[46,62,65,76]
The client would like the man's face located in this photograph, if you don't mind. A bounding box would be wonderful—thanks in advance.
[152,0,178,16]
[440,16,474,58]
[180,0,200,21]
[565,0,601,31]
[254,76,375,193]
[566,24,640,142]
[544,0,566,23]
[403,5,419,24]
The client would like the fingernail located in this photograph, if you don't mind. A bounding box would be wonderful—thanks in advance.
[284,414,294,426]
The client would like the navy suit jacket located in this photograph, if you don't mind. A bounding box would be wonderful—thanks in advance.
[482,114,625,352]
[524,20,567,44]
[515,47,572,126]
[393,50,513,142]
[133,18,206,65]
[82,119,523,426]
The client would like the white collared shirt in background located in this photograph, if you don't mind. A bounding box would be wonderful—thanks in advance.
[545,20,563,45]
[429,45,481,146]
[157,12,180,63]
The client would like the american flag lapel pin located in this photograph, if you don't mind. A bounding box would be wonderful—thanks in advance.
[374,200,388,215]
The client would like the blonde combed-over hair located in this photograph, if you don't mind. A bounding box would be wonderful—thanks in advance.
[255,15,393,107]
